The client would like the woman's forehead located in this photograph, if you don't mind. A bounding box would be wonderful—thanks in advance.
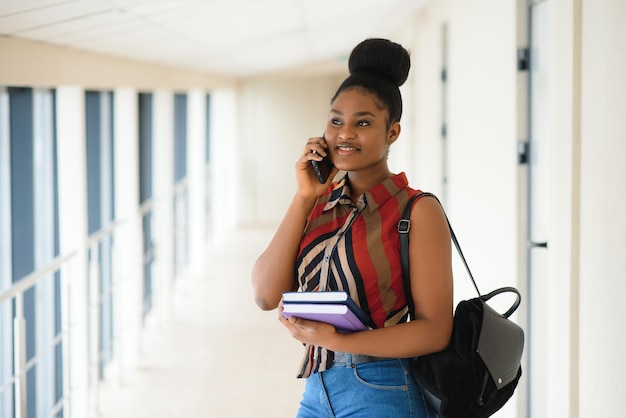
[331,88,386,113]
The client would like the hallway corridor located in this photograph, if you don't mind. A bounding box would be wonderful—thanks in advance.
[98,227,305,418]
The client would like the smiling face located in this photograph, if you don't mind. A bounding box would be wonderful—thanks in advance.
[325,88,400,179]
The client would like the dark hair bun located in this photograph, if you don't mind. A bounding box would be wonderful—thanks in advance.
[348,38,411,87]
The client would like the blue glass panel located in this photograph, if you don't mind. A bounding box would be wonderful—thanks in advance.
[139,93,153,203]
[8,87,34,282]
[85,91,102,235]
[174,93,187,182]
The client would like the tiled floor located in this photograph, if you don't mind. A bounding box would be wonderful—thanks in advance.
[99,227,306,418]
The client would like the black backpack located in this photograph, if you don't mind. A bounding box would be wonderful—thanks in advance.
[399,192,524,417]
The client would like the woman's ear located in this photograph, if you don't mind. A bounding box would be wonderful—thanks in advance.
[388,122,401,145]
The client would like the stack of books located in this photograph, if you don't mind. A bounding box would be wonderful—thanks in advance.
[281,291,376,332]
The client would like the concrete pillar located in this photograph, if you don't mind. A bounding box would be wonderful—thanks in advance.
[151,90,175,323]
[112,87,143,374]
[56,86,89,418]
[186,89,207,277]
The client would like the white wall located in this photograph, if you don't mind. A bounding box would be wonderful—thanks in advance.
[443,0,519,301]
[237,73,344,226]
[546,1,579,416]
[0,37,233,90]
[403,0,626,417]
[577,1,626,416]
[406,2,521,417]
[409,0,521,310]
[208,88,239,241]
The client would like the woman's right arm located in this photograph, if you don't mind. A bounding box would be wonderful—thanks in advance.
[251,194,317,310]
[251,136,338,311]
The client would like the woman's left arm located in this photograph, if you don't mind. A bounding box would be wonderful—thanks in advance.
[281,195,454,357]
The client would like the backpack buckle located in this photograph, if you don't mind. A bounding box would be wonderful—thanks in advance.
[398,219,411,234]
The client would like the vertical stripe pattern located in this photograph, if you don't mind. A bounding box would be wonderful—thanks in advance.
[295,173,420,378]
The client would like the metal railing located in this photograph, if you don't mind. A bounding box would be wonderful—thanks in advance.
[0,219,121,418]
[0,252,75,418]
[86,220,122,416]
[0,171,202,418]
[139,198,155,318]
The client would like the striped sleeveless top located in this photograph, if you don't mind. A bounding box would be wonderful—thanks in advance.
[295,172,421,378]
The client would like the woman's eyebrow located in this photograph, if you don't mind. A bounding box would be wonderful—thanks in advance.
[330,109,376,117]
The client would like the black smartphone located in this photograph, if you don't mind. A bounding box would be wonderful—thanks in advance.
[311,154,333,184]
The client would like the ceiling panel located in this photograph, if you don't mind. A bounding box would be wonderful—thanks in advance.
[116,0,203,16]
[151,1,302,40]
[15,8,137,43]
[0,0,111,34]
[0,0,76,17]
[0,0,427,78]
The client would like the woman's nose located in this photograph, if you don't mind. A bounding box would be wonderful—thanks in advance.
[338,124,354,140]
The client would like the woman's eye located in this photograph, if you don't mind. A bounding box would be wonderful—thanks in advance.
[330,118,342,126]
[356,120,370,127]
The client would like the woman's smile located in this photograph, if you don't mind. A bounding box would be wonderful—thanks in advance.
[335,143,360,156]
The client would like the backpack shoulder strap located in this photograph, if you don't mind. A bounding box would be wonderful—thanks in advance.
[398,192,481,317]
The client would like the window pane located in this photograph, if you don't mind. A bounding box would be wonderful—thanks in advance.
[138,93,153,203]
[174,93,187,182]
[2,87,63,417]
[173,93,188,274]
[85,90,115,378]
[86,91,102,235]
[9,87,35,282]
[33,88,58,415]
[138,93,154,316]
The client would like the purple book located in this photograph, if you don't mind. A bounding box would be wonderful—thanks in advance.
[281,291,375,332]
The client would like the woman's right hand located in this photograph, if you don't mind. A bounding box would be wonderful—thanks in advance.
[296,136,339,198]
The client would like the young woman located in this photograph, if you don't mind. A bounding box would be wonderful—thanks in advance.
[251,38,453,418]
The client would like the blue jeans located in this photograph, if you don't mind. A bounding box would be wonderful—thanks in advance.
[296,355,438,418]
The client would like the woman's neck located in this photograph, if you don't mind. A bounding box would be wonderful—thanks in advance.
[347,169,394,201]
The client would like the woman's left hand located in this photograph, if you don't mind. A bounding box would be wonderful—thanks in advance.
[278,301,339,348]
